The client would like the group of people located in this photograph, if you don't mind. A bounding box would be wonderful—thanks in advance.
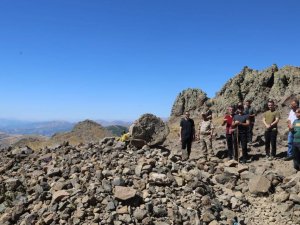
[179,99,300,169]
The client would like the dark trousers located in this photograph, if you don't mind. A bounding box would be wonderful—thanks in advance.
[293,143,300,170]
[226,134,234,159]
[248,123,254,142]
[182,137,192,159]
[233,132,248,160]
[264,129,277,156]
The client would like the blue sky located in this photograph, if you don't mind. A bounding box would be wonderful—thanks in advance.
[1,0,299,121]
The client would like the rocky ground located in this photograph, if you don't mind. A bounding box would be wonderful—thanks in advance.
[0,130,299,225]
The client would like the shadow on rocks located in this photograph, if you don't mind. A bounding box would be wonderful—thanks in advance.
[215,149,228,159]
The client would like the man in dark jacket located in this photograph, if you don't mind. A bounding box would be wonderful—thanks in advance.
[233,104,250,163]
[179,111,195,160]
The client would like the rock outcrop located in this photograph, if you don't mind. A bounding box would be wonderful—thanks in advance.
[171,88,208,118]
[170,65,300,120]
[213,65,300,115]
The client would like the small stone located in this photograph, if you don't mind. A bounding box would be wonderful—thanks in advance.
[133,208,147,221]
[248,176,271,195]
[52,190,70,203]
[114,186,137,201]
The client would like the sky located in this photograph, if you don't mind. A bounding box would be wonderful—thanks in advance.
[1,0,300,121]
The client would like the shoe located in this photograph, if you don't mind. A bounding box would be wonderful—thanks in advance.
[284,156,293,161]
[268,156,274,161]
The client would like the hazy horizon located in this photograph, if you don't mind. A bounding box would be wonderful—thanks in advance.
[1,1,300,121]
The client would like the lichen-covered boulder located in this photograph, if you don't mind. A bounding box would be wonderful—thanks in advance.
[129,114,169,146]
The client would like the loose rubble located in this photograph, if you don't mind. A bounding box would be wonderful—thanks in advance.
[0,136,299,225]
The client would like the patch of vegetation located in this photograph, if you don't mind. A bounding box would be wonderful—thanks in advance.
[105,125,128,136]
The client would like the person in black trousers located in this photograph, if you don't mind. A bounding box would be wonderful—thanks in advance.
[232,104,250,163]
[222,106,235,159]
[179,111,195,160]
[262,100,280,159]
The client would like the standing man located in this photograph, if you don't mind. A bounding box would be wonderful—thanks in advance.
[179,111,195,160]
[244,100,256,144]
[222,106,235,159]
[263,100,280,159]
[198,112,214,159]
[285,99,299,161]
[233,104,250,163]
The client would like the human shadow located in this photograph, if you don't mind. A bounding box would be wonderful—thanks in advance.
[252,135,265,147]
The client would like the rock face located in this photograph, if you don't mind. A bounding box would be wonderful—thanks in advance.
[170,65,300,119]
[213,65,300,115]
[171,88,208,117]
[129,114,169,146]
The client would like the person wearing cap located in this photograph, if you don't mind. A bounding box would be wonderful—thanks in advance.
[232,104,250,163]
[198,111,215,159]
[179,111,195,160]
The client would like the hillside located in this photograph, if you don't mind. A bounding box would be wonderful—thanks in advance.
[106,125,129,136]
[9,120,113,150]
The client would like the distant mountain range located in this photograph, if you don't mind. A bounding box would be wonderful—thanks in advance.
[0,119,132,137]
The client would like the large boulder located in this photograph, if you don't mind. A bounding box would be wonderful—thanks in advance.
[129,114,169,146]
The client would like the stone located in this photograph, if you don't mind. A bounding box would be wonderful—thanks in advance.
[118,214,132,223]
[47,167,61,177]
[52,190,70,203]
[153,205,168,217]
[116,206,128,214]
[289,194,300,204]
[133,208,147,221]
[130,139,147,149]
[149,173,171,185]
[5,178,22,191]
[209,221,219,225]
[224,160,239,167]
[224,167,239,176]
[202,211,215,223]
[248,176,271,195]
[274,192,290,203]
[237,164,249,173]
[215,174,235,185]
[129,113,169,146]
[174,176,184,187]
[114,186,137,201]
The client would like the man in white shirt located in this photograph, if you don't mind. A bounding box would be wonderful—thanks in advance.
[285,99,299,160]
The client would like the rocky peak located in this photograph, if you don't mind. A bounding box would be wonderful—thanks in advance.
[72,119,105,132]
[170,65,300,121]
[214,64,300,115]
[170,88,208,118]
